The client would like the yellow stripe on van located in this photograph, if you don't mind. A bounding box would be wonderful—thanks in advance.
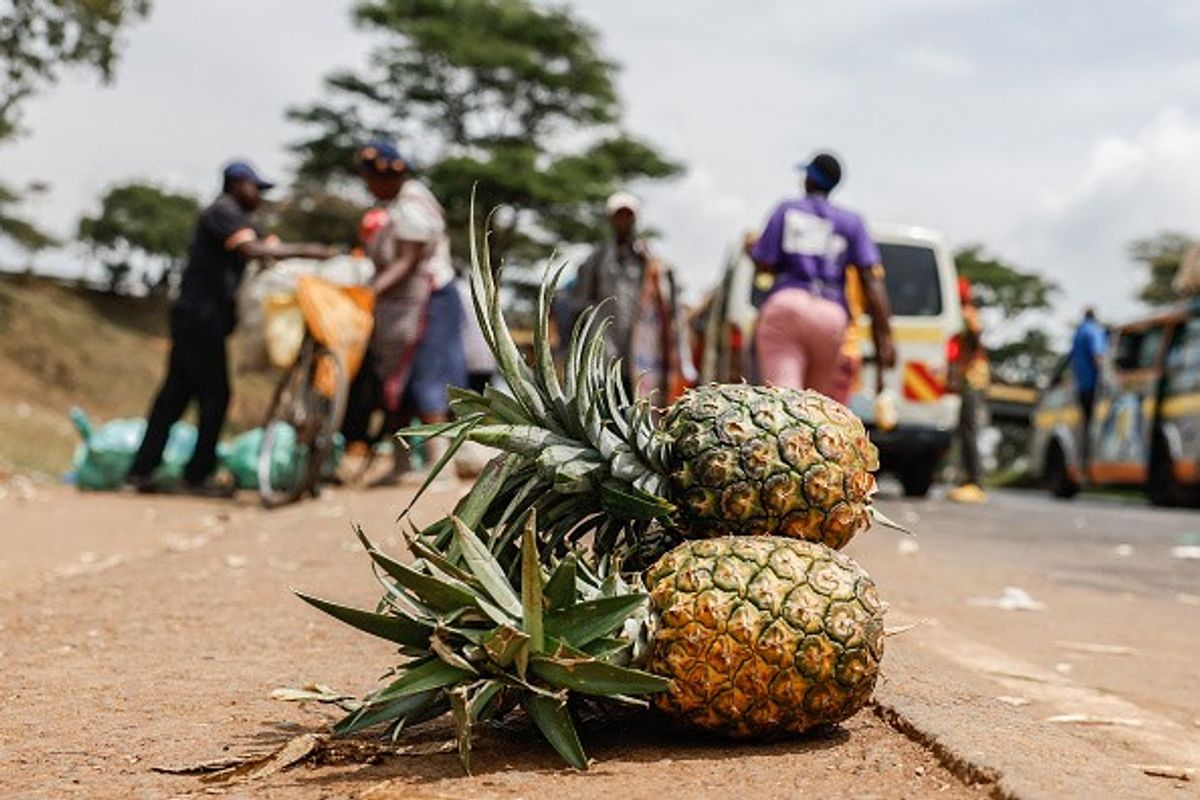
[856,324,947,345]
[1161,392,1200,418]
[1034,407,1080,429]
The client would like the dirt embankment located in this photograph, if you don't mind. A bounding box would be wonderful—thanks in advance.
[0,276,273,476]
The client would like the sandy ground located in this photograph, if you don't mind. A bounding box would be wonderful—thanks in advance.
[1,483,986,800]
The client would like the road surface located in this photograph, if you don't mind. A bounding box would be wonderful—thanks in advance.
[849,484,1200,783]
[2,478,1199,797]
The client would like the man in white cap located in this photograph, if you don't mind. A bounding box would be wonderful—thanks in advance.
[566,191,693,401]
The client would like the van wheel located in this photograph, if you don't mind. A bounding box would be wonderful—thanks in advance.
[899,461,936,498]
[1045,441,1079,499]
[1148,435,1187,507]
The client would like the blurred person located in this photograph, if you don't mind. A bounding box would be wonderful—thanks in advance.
[1069,307,1108,477]
[749,152,895,404]
[947,277,989,504]
[456,272,496,393]
[338,208,390,477]
[565,191,694,402]
[126,161,335,495]
[358,140,466,484]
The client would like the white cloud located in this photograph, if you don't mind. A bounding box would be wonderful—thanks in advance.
[897,46,977,80]
[1007,107,1200,322]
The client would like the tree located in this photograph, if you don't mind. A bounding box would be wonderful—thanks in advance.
[288,0,682,264]
[260,186,366,250]
[954,244,1060,385]
[1,0,151,254]
[0,0,151,140]
[1129,231,1193,307]
[78,182,199,293]
[0,181,55,253]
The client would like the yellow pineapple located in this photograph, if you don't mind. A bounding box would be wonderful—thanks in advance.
[645,536,884,737]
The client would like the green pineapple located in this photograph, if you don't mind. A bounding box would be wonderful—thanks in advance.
[409,211,883,572]
[297,513,667,772]
[300,521,884,768]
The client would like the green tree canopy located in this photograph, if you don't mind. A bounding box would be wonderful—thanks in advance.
[0,181,56,252]
[1,0,151,140]
[1129,231,1193,307]
[261,186,366,250]
[955,244,1060,384]
[288,0,683,263]
[78,182,199,292]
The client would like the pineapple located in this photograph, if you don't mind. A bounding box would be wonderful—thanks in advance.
[412,212,882,571]
[298,514,669,773]
[645,536,884,737]
[662,384,877,547]
[300,518,883,768]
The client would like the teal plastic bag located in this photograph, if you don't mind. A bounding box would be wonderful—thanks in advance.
[70,407,198,490]
[217,424,344,490]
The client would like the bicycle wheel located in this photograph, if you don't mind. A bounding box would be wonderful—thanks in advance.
[258,336,349,507]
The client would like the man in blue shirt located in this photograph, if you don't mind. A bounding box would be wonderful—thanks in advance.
[1069,307,1107,473]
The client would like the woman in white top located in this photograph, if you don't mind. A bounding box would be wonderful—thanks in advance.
[357,140,466,476]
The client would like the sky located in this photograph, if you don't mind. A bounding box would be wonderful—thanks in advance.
[3,0,1200,339]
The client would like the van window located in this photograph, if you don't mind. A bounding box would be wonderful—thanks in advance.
[1167,320,1200,393]
[877,243,943,317]
[1114,325,1166,371]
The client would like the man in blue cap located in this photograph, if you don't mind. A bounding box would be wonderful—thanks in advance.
[126,160,336,495]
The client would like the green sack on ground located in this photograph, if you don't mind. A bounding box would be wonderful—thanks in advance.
[217,424,344,491]
[70,407,198,491]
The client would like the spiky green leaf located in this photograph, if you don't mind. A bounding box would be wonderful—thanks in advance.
[525,692,588,770]
[294,592,432,648]
[451,517,522,616]
[521,512,545,655]
[372,658,475,704]
[332,689,439,737]
[529,653,670,696]
[542,554,578,611]
[600,479,675,520]
[543,594,647,648]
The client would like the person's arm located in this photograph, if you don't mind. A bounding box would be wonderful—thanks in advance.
[861,263,896,390]
[371,239,426,296]
[236,238,337,261]
[749,206,785,273]
[846,221,895,384]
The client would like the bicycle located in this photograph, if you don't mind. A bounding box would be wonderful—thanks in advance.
[257,275,372,507]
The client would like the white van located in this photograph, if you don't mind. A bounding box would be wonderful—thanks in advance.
[696,223,963,496]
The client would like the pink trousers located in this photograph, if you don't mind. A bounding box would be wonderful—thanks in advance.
[756,288,849,402]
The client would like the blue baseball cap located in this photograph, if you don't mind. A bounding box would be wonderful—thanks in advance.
[222,160,275,190]
[796,152,842,192]
[358,139,408,175]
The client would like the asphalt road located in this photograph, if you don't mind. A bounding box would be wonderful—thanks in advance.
[851,485,1200,779]
[3,479,1199,796]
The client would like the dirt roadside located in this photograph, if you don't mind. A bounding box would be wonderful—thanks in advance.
[1,484,989,800]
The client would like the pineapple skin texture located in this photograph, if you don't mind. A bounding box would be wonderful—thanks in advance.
[645,536,884,738]
[665,385,879,550]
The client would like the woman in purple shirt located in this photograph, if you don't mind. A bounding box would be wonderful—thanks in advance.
[750,153,895,402]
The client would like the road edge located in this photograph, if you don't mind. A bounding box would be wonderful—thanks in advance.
[871,641,1160,800]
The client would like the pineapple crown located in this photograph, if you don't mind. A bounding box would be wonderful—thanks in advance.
[296,511,667,772]
[398,200,678,574]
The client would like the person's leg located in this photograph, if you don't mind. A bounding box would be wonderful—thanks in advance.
[1078,387,1095,475]
[959,388,983,485]
[796,295,850,400]
[756,289,808,389]
[183,337,230,485]
[341,354,381,445]
[129,339,193,480]
[468,372,493,394]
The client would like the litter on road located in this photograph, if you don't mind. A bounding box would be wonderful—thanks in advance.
[968,586,1045,611]
[1046,714,1144,727]
[1052,640,1138,656]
